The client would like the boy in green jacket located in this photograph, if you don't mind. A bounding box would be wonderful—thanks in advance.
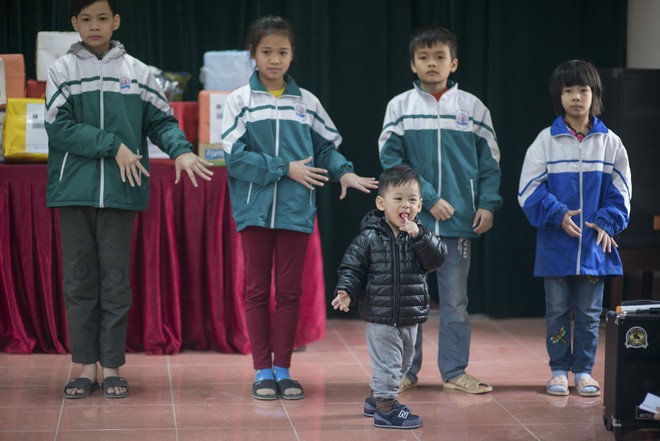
[45,0,213,399]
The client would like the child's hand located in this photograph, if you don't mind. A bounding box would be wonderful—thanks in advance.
[338,173,378,200]
[175,152,214,187]
[288,156,329,190]
[430,198,455,221]
[400,215,419,238]
[332,290,351,312]
[585,221,618,253]
[115,143,150,187]
[561,209,582,238]
[473,208,494,234]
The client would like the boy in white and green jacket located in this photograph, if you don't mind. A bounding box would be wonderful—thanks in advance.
[45,0,212,400]
[379,26,501,394]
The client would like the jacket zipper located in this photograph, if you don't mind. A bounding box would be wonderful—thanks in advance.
[392,237,401,326]
[270,97,280,228]
[59,152,69,181]
[99,59,105,207]
[435,98,443,235]
[470,179,476,212]
[576,139,584,275]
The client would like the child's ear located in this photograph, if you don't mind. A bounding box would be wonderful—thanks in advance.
[375,195,385,211]
[113,14,121,31]
[450,58,459,73]
[248,44,255,59]
[71,16,78,32]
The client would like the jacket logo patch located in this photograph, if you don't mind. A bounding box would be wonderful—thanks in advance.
[120,75,131,91]
[455,110,469,129]
[295,101,307,121]
[625,326,648,349]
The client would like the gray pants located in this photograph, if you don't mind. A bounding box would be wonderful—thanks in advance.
[59,206,136,368]
[366,322,417,400]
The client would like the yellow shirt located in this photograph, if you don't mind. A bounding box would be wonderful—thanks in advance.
[269,86,286,98]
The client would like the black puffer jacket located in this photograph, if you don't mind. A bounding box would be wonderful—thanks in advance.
[335,209,447,326]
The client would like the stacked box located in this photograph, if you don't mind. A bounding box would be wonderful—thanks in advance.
[0,54,26,109]
[36,32,80,81]
[3,98,48,162]
[200,50,253,91]
[198,90,230,165]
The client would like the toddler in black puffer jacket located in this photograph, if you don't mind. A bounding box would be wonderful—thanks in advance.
[332,164,447,429]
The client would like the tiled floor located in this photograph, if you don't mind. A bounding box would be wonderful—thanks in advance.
[0,314,656,440]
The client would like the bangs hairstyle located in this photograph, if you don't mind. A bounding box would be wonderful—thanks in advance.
[409,26,457,61]
[549,60,603,117]
[378,165,421,196]
[246,15,295,54]
[73,0,117,16]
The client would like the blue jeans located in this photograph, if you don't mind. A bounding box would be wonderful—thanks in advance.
[407,237,471,382]
[544,276,604,374]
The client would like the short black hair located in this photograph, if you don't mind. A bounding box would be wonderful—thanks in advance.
[245,15,295,54]
[409,26,457,61]
[73,0,117,17]
[549,59,603,117]
[378,165,422,196]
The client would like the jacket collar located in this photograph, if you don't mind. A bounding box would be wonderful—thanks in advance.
[413,79,458,99]
[68,40,126,61]
[550,115,609,137]
[249,71,302,97]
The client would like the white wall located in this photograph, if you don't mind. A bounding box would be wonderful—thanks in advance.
[627,0,660,68]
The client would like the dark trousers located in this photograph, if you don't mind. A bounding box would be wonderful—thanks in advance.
[240,226,310,370]
[59,206,136,368]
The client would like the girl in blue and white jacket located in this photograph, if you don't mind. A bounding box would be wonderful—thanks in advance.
[518,60,631,398]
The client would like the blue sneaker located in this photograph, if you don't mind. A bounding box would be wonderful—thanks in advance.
[363,395,376,417]
[374,401,422,429]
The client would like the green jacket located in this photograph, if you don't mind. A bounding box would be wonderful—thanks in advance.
[379,81,502,237]
[45,41,191,210]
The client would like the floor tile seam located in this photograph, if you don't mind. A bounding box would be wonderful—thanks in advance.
[328,323,371,379]
[53,361,74,440]
[493,400,542,441]
[165,355,180,441]
[174,424,296,430]
[279,401,302,441]
[43,428,178,433]
[483,321,549,363]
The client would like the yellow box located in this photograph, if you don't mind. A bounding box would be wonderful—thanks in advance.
[3,98,48,162]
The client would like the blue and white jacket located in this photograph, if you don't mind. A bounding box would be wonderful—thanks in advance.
[518,116,632,277]
[379,80,502,237]
[221,72,354,234]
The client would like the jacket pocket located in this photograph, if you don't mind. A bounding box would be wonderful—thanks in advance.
[58,152,70,181]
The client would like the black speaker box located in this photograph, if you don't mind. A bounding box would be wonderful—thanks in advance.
[603,311,660,440]
[598,68,660,249]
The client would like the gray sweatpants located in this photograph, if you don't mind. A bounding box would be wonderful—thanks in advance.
[366,322,417,400]
[59,206,136,368]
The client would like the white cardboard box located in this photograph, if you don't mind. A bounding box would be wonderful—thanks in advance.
[0,58,5,106]
[200,50,254,91]
[36,32,80,81]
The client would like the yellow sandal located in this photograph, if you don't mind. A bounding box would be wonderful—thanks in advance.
[444,373,493,394]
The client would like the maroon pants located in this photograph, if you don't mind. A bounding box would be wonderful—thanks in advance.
[240,227,310,369]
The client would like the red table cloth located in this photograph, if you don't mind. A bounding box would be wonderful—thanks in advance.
[0,162,326,354]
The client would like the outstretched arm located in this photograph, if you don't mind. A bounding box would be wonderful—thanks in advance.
[338,172,378,200]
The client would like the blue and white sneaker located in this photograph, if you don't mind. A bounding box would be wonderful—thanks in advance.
[363,395,377,417]
[374,401,422,429]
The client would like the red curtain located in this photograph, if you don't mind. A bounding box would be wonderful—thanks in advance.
[0,162,326,355]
